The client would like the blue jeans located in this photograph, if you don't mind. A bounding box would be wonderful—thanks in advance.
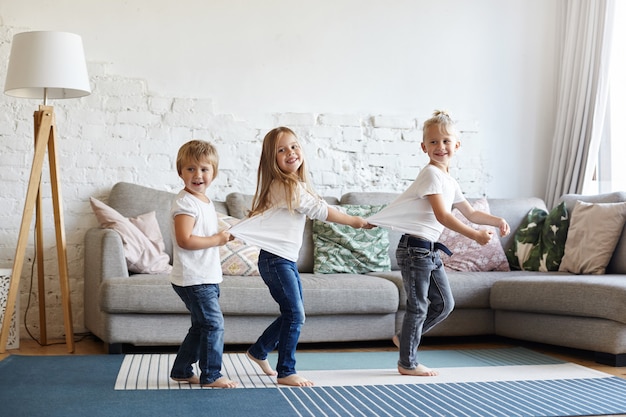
[170,283,225,384]
[248,250,305,378]
[396,235,454,370]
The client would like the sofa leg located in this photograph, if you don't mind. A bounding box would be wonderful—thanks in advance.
[595,352,626,367]
[108,343,124,354]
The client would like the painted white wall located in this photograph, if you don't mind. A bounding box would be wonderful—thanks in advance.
[1,0,558,197]
[0,0,559,337]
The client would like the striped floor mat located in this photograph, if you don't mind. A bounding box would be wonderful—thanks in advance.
[115,352,276,389]
[114,349,610,391]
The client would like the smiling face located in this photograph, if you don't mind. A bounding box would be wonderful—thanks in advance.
[179,158,215,198]
[275,131,303,174]
[421,123,460,171]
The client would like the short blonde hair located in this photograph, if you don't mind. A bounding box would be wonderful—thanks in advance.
[176,140,219,179]
[423,110,458,140]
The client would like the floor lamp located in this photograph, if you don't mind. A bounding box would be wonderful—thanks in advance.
[0,31,91,353]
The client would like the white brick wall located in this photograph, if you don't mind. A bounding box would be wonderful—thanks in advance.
[0,28,490,340]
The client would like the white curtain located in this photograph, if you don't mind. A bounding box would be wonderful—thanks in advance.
[544,0,615,209]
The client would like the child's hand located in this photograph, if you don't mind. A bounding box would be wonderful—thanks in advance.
[215,230,232,246]
[353,216,375,229]
[498,219,511,237]
[474,229,493,245]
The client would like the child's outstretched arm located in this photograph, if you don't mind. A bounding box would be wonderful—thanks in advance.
[453,200,510,237]
[325,206,374,229]
[174,214,233,250]
[428,195,505,246]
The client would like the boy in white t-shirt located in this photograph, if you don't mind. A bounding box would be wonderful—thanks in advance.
[168,140,237,388]
[368,111,510,376]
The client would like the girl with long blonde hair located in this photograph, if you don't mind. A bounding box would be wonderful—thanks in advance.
[230,126,372,387]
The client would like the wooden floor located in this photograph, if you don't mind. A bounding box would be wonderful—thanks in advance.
[2,334,626,379]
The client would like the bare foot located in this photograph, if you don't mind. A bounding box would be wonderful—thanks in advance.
[246,351,278,376]
[398,364,439,377]
[202,377,238,388]
[277,374,314,387]
[392,334,400,349]
[171,375,200,384]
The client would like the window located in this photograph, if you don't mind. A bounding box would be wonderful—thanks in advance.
[594,0,626,193]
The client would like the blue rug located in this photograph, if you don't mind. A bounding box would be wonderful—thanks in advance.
[2,348,626,416]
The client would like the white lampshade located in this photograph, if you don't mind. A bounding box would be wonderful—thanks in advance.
[4,31,91,100]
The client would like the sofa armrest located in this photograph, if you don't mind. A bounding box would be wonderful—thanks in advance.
[84,228,129,281]
[84,227,129,338]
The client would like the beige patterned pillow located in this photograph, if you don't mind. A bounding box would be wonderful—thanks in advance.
[218,213,260,276]
[559,201,626,274]
[438,198,510,272]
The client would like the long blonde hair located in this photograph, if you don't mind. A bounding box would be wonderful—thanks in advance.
[249,127,316,216]
[422,110,458,140]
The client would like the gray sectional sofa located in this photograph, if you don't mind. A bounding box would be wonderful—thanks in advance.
[84,182,626,366]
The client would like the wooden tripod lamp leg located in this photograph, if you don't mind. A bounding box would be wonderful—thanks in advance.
[0,108,51,353]
[47,109,74,352]
[0,106,74,353]
[34,110,47,346]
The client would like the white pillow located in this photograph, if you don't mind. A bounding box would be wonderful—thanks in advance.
[89,197,172,274]
[559,201,626,274]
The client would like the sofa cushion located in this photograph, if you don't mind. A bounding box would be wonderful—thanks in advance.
[439,198,509,272]
[100,273,399,316]
[99,274,187,313]
[340,192,402,269]
[506,202,569,272]
[217,214,260,276]
[534,201,569,271]
[221,273,399,315]
[559,201,626,274]
[312,204,390,274]
[89,197,172,274]
[491,275,626,325]
[559,192,626,274]
[107,183,178,259]
[370,269,523,310]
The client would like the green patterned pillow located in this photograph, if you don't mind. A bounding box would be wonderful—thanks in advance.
[312,204,390,274]
[506,202,569,271]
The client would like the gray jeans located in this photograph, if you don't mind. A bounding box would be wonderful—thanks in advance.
[396,235,455,369]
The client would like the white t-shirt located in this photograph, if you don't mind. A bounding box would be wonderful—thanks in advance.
[367,164,466,241]
[169,190,223,286]
[229,182,329,262]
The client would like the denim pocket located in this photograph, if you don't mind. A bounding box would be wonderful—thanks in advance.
[396,246,429,268]
[408,246,430,261]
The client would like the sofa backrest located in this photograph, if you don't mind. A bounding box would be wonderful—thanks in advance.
[558,191,626,274]
[487,197,547,252]
[111,183,612,275]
